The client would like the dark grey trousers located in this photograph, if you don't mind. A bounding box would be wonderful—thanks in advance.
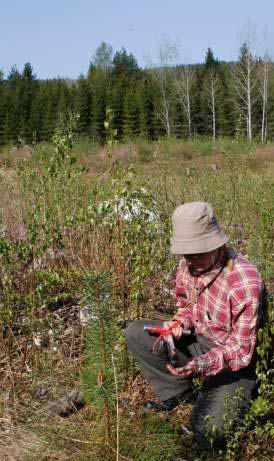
[125,319,257,447]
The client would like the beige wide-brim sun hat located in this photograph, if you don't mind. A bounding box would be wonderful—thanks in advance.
[170,202,229,255]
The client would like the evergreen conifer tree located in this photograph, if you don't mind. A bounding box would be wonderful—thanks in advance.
[4,66,22,143]
[82,271,121,446]
[89,68,108,142]
[20,63,36,142]
[191,66,205,135]
[75,76,92,135]
[123,87,140,138]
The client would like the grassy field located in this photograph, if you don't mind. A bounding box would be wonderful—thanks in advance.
[0,136,273,460]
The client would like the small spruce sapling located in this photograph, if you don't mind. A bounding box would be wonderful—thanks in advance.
[81,271,121,445]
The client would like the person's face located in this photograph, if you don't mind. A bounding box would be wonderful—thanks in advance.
[183,248,220,275]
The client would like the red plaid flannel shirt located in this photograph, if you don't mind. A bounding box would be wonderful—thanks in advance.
[174,252,263,376]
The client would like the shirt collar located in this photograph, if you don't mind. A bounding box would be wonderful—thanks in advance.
[197,264,224,289]
[180,258,225,290]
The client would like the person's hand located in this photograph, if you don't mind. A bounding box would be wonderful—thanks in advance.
[166,362,196,377]
[163,320,183,340]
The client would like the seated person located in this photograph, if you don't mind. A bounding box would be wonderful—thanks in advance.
[125,202,263,448]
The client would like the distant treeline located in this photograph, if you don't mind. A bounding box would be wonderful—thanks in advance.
[1,43,273,145]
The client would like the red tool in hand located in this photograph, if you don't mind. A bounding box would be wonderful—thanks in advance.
[143,322,192,367]
[143,321,191,336]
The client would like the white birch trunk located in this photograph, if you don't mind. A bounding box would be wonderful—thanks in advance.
[260,59,270,143]
[175,67,194,139]
[247,60,252,142]
[209,72,217,140]
[150,41,178,137]
[233,44,258,142]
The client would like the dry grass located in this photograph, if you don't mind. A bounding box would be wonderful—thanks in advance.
[0,139,273,460]
[0,168,27,241]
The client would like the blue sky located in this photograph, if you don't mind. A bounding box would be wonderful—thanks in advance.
[1,0,274,79]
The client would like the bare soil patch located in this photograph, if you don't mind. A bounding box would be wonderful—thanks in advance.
[10,146,33,160]
[0,423,45,461]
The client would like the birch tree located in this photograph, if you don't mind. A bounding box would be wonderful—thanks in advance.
[203,49,220,140]
[208,70,218,140]
[233,43,258,142]
[258,53,271,143]
[149,41,178,136]
[92,42,113,74]
[174,66,194,139]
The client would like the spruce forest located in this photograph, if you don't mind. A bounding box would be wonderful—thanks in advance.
[1,43,274,144]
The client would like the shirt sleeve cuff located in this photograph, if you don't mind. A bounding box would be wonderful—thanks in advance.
[173,309,193,329]
[187,357,209,376]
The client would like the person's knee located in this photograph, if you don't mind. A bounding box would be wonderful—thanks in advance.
[191,412,225,449]
[124,319,146,349]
